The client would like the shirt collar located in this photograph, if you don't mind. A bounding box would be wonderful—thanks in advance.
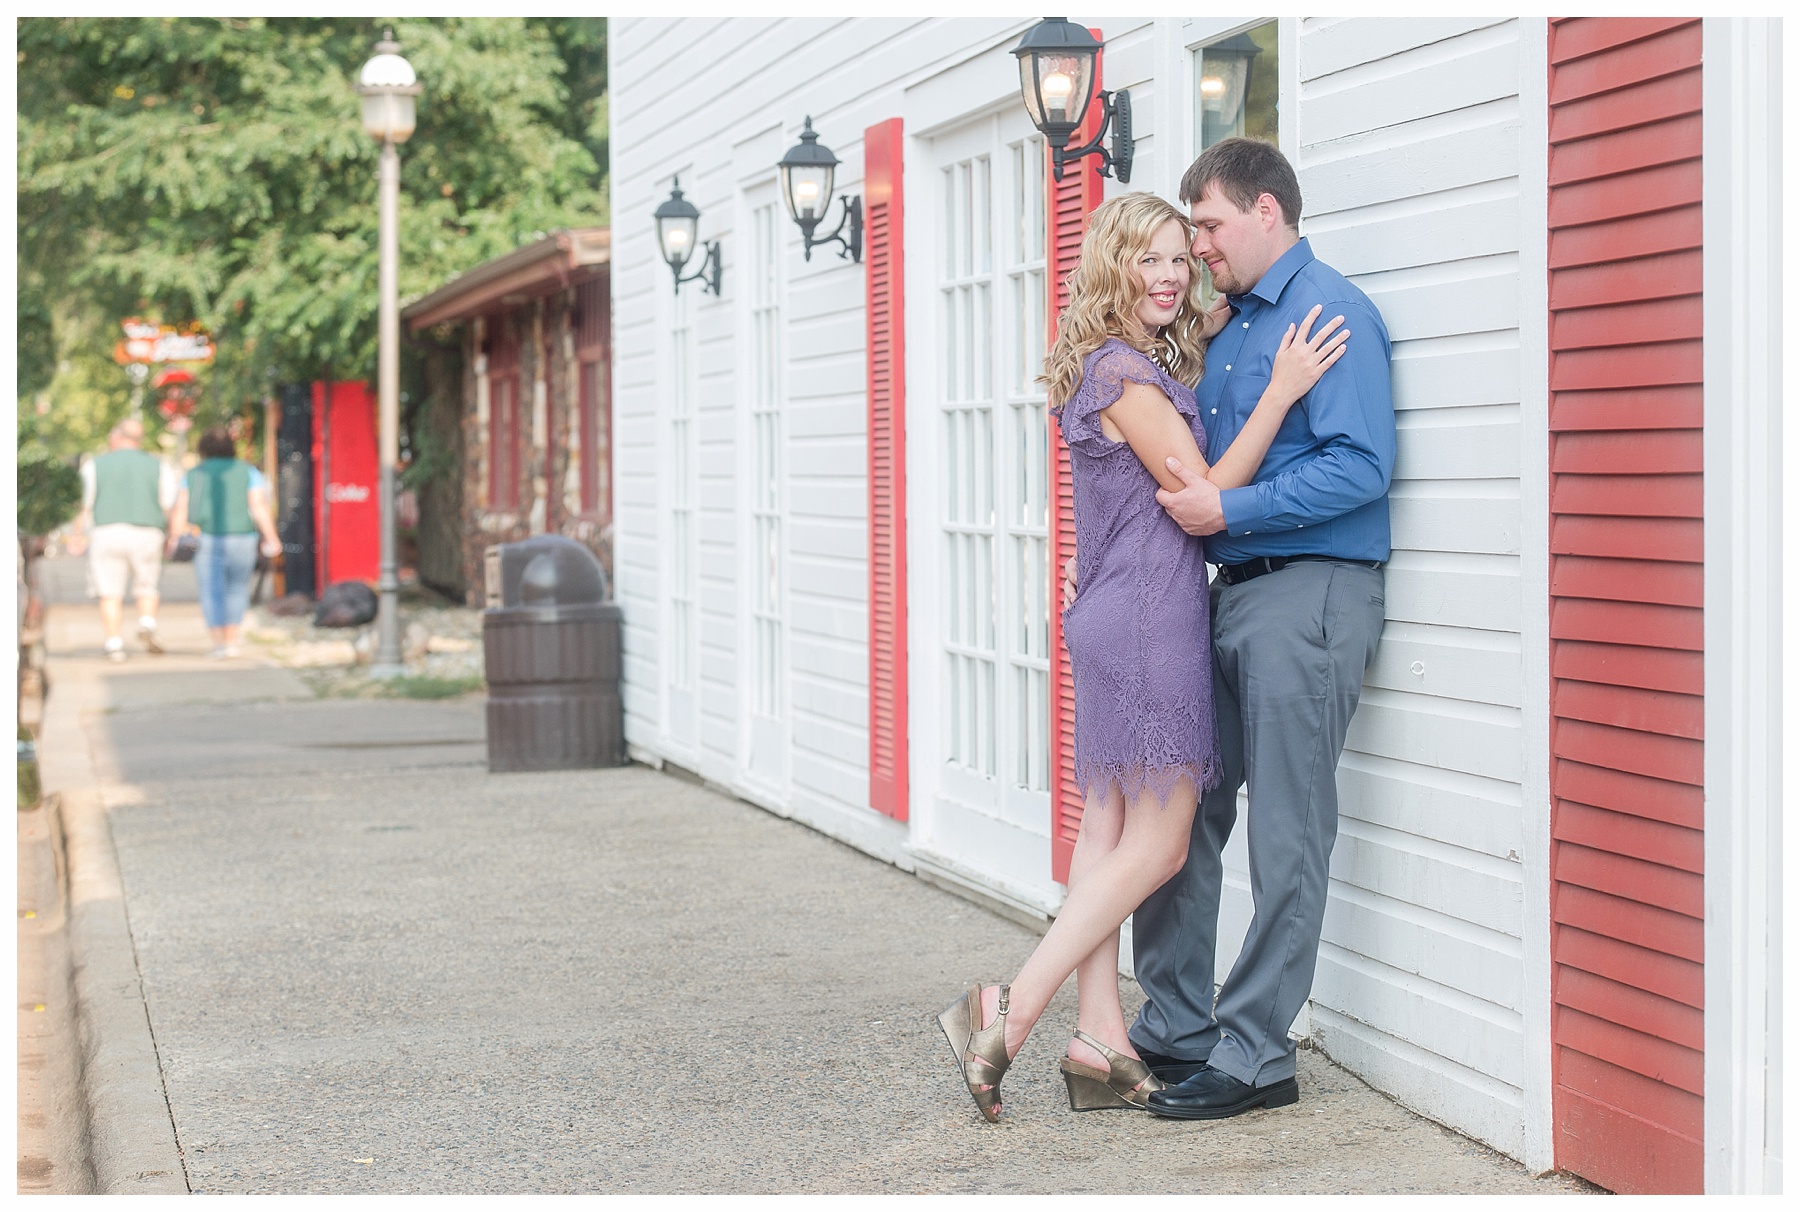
[1232,237,1314,308]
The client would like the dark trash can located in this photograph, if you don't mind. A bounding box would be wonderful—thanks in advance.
[482,535,624,772]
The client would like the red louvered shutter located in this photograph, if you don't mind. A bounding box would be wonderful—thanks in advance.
[1046,34,1106,883]
[1546,18,1704,1195]
[866,117,909,821]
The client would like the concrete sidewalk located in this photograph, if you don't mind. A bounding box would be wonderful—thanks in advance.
[34,598,1594,1195]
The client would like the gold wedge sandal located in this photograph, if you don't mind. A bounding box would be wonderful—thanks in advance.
[1058,1029,1165,1111]
[937,982,1013,1123]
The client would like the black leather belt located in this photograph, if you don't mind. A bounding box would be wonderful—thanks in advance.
[1216,554,1382,586]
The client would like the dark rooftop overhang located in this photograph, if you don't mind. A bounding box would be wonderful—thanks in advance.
[402,227,610,331]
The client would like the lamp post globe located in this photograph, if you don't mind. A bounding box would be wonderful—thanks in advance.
[1011,16,1100,150]
[653,179,702,275]
[357,36,421,143]
[777,117,839,242]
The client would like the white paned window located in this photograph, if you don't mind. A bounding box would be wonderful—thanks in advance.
[942,152,997,779]
[1005,134,1050,794]
[938,133,1051,796]
[748,201,783,720]
[1195,21,1280,152]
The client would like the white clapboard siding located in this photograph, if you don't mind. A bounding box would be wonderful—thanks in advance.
[611,16,1027,862]
[1338,755,1523,861]
[1304,108,1522,214]
[1291,16,1533,1154]
[1389,332,1524,410]
[1301,17,1512,79]
[1302,25,1522,145]
[1321,882,1523,1009]
[1364,620,1523,706]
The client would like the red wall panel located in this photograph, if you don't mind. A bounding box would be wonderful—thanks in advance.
[1546,16,1703,1195]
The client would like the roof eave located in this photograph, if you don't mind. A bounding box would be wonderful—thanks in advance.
[402,227,610,331]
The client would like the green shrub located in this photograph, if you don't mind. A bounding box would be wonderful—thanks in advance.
[16,453,82,537]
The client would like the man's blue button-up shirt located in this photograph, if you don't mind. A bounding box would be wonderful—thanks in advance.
[1199,237,1396,565]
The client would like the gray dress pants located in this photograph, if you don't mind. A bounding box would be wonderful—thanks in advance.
[1129,559,1384,1088]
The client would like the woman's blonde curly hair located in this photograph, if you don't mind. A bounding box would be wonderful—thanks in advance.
[1042,192,1209,409]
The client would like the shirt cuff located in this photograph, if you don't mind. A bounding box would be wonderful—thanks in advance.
[1218,485,1265,537]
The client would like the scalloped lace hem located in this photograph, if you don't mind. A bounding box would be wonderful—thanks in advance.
[1076,754,1224,808]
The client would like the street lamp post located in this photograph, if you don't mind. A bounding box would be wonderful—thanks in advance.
[358,32,420,678]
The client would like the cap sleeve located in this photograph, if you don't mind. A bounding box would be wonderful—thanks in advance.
[1053,340,1195,455]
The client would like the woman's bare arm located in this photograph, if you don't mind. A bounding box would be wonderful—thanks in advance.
[1099,380,1210,492]
[248,485,281,552]
[164,489,189,557]
[1098,307,1349,493]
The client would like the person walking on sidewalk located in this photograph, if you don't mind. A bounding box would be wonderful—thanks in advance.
[67,417,180,662]
[167,426,281,659]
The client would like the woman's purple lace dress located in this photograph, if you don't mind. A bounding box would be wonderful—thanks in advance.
[1052,338,1223,805]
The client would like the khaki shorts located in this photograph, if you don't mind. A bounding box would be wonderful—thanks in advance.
[88,524,165,599]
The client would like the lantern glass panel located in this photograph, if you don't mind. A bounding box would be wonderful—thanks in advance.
[658,214,699,271]
[781,163,834,231]
[1018,52,1094,135]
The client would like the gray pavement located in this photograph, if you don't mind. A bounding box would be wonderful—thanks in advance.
[35,593,1595,1195]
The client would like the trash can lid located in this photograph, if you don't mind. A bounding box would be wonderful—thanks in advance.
[490,535,608,608]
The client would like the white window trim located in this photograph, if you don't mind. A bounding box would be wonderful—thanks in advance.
[734,180,792,807]
[1514,16,1555,1176]
[1701,16,1783,1195]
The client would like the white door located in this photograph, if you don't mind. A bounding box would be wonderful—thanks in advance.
[739,186,789,795]
[914,111,1054,898]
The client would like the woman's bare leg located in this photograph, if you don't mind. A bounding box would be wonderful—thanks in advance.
[1067,790,1133,1070]
[975,776,1199,1074]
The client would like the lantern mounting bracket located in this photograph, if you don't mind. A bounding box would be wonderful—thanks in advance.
[800,195,863,263]
[673,242,723,296]
[1051,87,1132,183]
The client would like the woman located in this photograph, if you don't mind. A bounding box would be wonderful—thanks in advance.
[168,427,282,658]
[938,192,1348,1122]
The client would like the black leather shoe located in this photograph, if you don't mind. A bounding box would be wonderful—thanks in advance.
[1147,1065,1300,1120]
[1133,1047,1210,1084]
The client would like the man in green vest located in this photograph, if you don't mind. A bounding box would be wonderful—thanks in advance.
[68,418,180,661]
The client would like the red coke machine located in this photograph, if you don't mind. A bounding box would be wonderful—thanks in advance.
[273,381,379,597]
[312,381,379,590]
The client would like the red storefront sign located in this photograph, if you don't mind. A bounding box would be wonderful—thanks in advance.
[113,318,215,364]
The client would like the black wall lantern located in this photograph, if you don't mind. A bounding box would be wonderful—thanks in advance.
[778,117,862,263]
[653,177,722,295]
[1012,16,1133,183]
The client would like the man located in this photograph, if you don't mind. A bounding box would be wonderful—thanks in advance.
[68,418,180,661]
[1131,137,1395,1118]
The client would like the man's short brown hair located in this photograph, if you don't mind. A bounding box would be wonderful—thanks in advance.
[1178,137,1302,229]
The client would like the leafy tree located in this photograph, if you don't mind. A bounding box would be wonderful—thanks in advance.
[17,291,57,400]
[17,17,607,457]
[16,454,83,537]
